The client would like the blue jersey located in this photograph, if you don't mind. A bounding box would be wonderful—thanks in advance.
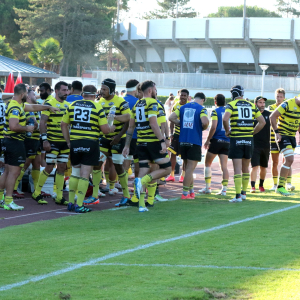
[211,106,229,142]
[176,102,207,146]
[66,94,83,104]
[124,94,138,139]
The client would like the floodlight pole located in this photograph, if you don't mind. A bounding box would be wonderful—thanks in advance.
[176,0,178,18]
[259,65,269,96]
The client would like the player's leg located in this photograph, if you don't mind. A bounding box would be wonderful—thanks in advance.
[218,154,229,195]
[199,151,216,194]
[250,166,258,192]
[270,152,279,190]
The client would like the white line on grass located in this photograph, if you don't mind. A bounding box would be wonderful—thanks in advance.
[1,203,300,292]
[1,208,66,220]
[97,262,300,272]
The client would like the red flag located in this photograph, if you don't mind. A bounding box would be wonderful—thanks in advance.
[4,72,14,93]
[15,72,23,85]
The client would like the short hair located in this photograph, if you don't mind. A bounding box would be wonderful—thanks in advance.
[82,85,97,94]
[72,80,83,91]
[14,83,26,95]
[180,89,189,96]
[126,79,139,89]
[39,82,51,92]
[214,94,225,106]
[275,88,285,96]
[55,81,68,91]
[194,92,206,102]
[169,96,174,100]
[140,80,155,92]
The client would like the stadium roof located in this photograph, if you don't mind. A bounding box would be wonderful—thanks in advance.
[0,55,59,78]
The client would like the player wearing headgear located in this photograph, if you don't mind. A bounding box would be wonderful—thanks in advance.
[270,95,300,196]
[169,91,209,199]
[32,81,70,205]
[61,85,114,213]
[122,80,171,212]
[94,78,131,205]
[250,96,271,193]
[201,94,229,195]
[223,85,266,203]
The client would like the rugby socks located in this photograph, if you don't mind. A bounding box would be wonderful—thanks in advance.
[221,179,228,191]
[147,182,157,205]
[251,181,255,188]
[104,171,110,185]
[242,173,250,194]
[5,196,13,205]
[76,177,89,206]
[31,169,40,189]
[183,186,189,196]
[55,173,64,201]
[139,192,146,208]
[14,168,25,190]
[92,170,102,198]
[131,194,139,203]
[287,176,292,184]
[205,167,212,189]
[259,179,264,187]
[278,176,286,189]
[33,170,50,196]
[0,189,4,201]
[109,180,115,190]
[141,174,153,186]
[273,176,278,186]
[69,175,79,204]
[119,172,130,198]
[234,174,242,198]
[189,184,194,194]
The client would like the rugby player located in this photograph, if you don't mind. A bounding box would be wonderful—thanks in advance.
[32,81,70,205]
[166,89,188,183]
[270,96,300,196]
[201,94,229,195]
[123,80,171,212]
[223,85,266,203]
[250,96,271,193]
[66,81,83,104]
[61,85,114,213]
[268,88,294,191]
[169,90,209,199]
[0,84,59,210]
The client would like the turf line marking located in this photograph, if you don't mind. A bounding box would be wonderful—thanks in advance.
[97,262,300,272]
[1,203,300,292]
[1,208,66,220]
[55,212,78,215]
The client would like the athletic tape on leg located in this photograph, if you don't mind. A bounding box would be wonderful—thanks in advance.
[46,153,57,164]
[99,152,107,162]
[71,168,80,177]
[112,154,124,165]
[125,155,133,161]
[57,154,69,163]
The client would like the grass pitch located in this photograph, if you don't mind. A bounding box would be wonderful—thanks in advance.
[1,176,300,299]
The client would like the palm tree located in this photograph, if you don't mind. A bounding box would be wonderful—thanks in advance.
[28,38,63,71]
[0,35,15,59]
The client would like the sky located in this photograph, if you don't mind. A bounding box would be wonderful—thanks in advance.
[121,0,279,21]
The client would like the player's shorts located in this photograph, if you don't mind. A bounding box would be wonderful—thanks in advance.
[130,138,138,160]
[208,138,229,156]
[251,148,270,168]
[168,135,180,155]
[100,137,125,155]
[180,143,202,161]
[277,136,296,153]
[137,142,168,162]
[228,137,254,160]
[24,138,40,159]
[3,138,26,167]
[46,140,70,165]
[70,139,99,166]
[271,142,280,154]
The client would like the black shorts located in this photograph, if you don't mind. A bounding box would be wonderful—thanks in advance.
[0,138,3,155]
[228,137,254,160]
[251,148,270,168]
[24,138,40,158]
[208,138,229,156]
[100,137,125,155]
[46,140,70,165]
[129,138,138,159]
[277,136,296,152]
[137,142,168,162]
[3,138,26,167]
[168,135,180,155]
[70,139,99,166]
[270,142,279,153]
[180,143,202,161]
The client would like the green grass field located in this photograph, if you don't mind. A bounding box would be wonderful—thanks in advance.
[1,176,300,300]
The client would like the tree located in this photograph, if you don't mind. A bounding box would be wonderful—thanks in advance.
[0,35,15,59]
[276,0,300,17]
[15,0,129,76]
[207,5,281,18]
[28,38,63,71]
[144,0,196,19]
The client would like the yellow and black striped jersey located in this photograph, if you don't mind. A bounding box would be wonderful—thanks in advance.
[0,100,6,139]
[25,102,40,140]
[277,98,300,136]
[99,95,130,140]
[62,100,108,141]
[131,97,160,143]
[225,99,261,138]
[268,103,278,143]
[157,101,166,127]
[4,100,26,141]
[41,98,70,142]
[172,101,185,136]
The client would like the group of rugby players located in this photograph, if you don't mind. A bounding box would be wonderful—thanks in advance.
[0,78,299,213]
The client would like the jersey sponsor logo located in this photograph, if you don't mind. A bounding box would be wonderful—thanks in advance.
[122,103,129,110]
[73,146,90,153]
[203,109,208,115]
[183,108,196,129]
[12,109,19,116]
[237,121,250,127]
[152,105,158,111]
[109,102,114,106]
[281,102,287,109]
[236,139,252,146]
[72,123,91,131]
[56,104,61,107]
[225,104,231,109]
[75,102,93,108]
[265,116,268,120]
[294,107,298,110]
[101,102,105,106]
[64,104,68,108]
